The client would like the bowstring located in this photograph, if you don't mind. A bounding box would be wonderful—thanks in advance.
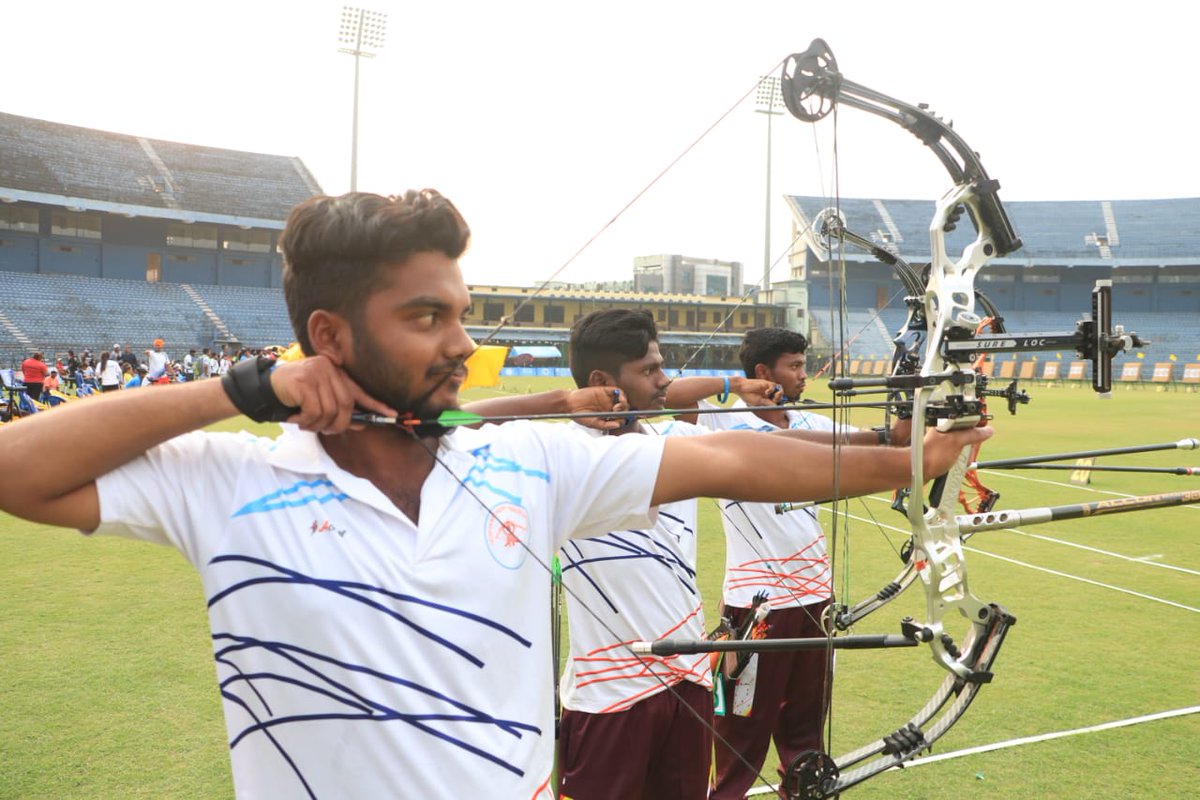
[820,100,848,757]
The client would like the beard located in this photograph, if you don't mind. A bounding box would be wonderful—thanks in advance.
[344,319,464,424]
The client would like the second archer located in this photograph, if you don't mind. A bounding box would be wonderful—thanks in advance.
[556,309,781,800]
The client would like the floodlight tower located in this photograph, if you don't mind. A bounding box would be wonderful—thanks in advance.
[337,6,387,191]
[755,76,784,293]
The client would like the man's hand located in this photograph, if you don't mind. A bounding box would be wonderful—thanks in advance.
[269,356,397,434]
[888,416,913,447]
[921,425,993,479]
[734,378,784,408]
[570,386,629,431]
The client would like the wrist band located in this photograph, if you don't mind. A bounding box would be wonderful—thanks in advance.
[221,356,296,423]
[873,426,890,446]
[716,376,730,404]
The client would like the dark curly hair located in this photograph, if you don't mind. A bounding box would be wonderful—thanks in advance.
[738,328,808,378]
[569,309,658,388]
[280,190,471,355]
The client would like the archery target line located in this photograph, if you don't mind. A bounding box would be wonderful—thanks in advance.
[826,506,1200,614]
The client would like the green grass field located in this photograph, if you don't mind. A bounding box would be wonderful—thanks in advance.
[2,379,1197,798]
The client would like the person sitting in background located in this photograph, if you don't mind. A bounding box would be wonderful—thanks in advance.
[44,369,61,396]
[124,364,149,389]
[79,359,97,394]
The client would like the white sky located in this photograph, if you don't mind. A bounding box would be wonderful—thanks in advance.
[5,0,1195,288]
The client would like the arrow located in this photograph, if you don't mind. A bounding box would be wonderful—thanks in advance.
[971,438,1198,469]
[349,399,906,429]
[630,633,919,657]
[979,464,1198,476]
[956,489,1200,533]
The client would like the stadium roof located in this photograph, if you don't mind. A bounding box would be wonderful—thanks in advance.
[787,195,1200,265]
[0,111,322,228]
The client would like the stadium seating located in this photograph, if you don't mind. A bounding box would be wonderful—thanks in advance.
[185,283,295,348]
[789,195,1200,261]
[0,271,213,364]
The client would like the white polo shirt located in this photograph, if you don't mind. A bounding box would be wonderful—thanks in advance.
[697,399,844,610]
[93,421,665,799]
[558,420,711,715]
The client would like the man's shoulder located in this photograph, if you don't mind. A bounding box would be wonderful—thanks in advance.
[649,419,707,437]
[786,409,837,431]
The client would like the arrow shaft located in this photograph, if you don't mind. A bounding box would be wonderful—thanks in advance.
[973,438,1198,469]
[631,634,918,656]
[350,399,905,428]
[982,464,1197,475]
[956,489,1200,533]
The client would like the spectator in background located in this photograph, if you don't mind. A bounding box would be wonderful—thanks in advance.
[145,339,169,381]
[198,348,214,380]
[117,342,139,373]
[65,350,80,380]
[78,358,97,394]
[97,352,124,393]
[44,368,61,397]
[124,364,149,389]
[182,349,195,381]
[21,351,48,402]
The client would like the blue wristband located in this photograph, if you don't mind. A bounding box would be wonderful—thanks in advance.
[716,376,730,404]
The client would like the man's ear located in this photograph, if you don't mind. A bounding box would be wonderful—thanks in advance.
[586,369,617,388]
[307,310,352,366]
[753,363,772,381]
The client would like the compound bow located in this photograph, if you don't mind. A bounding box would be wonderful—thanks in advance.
[639,38,1161,797]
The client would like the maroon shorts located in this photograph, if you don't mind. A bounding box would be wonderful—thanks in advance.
[557,679,713,800]
[710,602,833,800]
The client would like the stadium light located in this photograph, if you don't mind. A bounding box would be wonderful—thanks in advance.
[337,6,388,191]
[755,75,784,293]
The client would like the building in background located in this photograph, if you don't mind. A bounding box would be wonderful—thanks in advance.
[634,254,744,297]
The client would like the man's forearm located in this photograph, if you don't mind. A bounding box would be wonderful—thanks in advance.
[665,375,746,408]
[771,428,890,447]
[462,390,574,421]
[0,379,237,514]
[653,425,987,506]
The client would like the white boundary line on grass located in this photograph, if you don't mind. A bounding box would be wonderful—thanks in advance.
[854,490,1200,576]
[896,705,1200,769]
[978,469,1200,511]
[830,508,1200,614]
[993,528,1200,576]
[745,708,1200,796]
